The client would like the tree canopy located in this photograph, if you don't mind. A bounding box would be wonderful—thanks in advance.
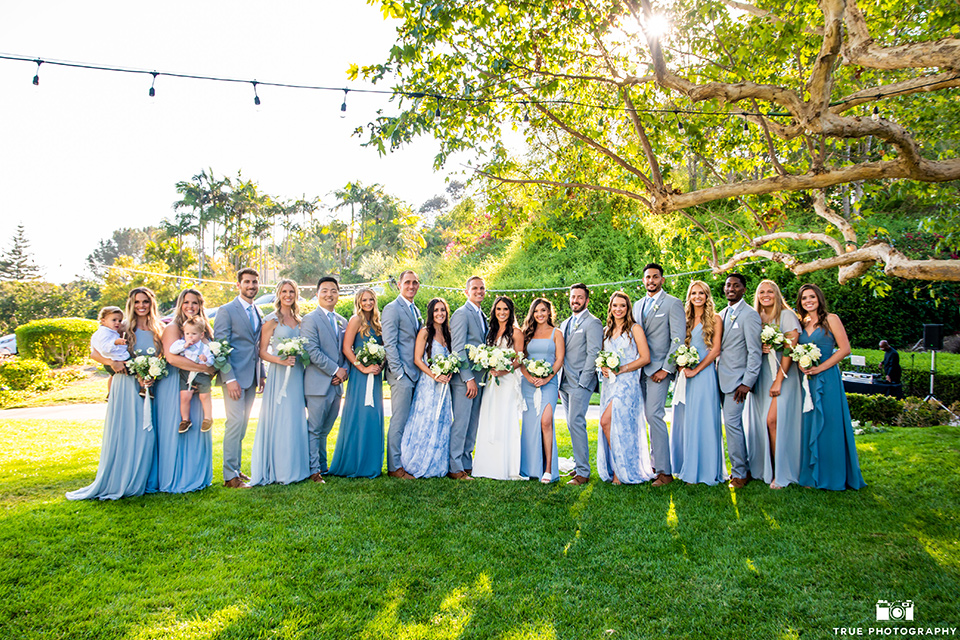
[356,0,960,282]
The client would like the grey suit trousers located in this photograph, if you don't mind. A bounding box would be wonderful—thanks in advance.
[306,393,341,474]
[386,375,416,472]
[222,382,257,481]
[450,381,482,473]
[560,385,593,477]
[722,392,748,479]
[641,371,673,475]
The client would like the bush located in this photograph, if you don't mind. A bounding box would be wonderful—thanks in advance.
[846,393,903,425]
[15,318,98,367]
[0,358,49,390]
[897,397,949,428]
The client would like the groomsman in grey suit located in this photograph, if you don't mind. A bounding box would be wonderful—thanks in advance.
[301,276,348,483]
[381,270,421,479]
[214,267,265,488]
[449,275,487,480]
[559,283,603,486]
[633,263,685,487]
[717,273,763,489]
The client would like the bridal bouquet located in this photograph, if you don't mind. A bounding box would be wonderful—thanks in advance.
[355,339,387,406]
[523,358,554,414]
[209,339,234,374]
[761,323,789,379]
[126,349,167,431]
[669,343,701,407]
[467,344,518,386]
[274,336,310,403]
[428,353,462,377]
[595,350,621,385]
[790,343,823,413]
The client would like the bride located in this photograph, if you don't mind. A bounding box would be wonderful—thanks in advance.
[472,295,525,480]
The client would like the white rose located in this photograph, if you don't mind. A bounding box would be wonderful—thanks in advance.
[799,356,812,368]
[210,343,221,355]
[148,364,162,377]
[677,355,688,367]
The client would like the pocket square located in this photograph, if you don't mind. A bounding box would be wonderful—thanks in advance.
[655,313,665,317]
[575,329,584,334]
[732,322,740,329]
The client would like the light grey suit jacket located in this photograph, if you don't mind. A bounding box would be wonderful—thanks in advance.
[301,307,347,397]
[559,311,603,393]
[634,292,685,376]
[451,302,487,384]
[213,297,264,389]
[381,296,421,383]
[717,300,763,394]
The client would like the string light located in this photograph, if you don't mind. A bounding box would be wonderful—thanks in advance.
[252,80,260,106]
[434,98,441,121]
[872,105,880,122]
[32,59,41,86]
[341,89,348,117]
[148,71,157,97]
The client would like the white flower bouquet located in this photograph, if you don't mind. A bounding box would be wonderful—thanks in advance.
[209,339,233,374]
[274,336,309,403]
[669,343,701,407]
[428,353,462,377]
[355,339,387,406]
[523,358,554,414]
[790,343,823,413]
[760,323,789,379]
[595,350,621,372]
[125,348,167,431]
[467,344,518,386]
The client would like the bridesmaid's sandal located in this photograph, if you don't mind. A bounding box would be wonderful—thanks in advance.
[178,420,192,434]
[540,472,551,484]
[770,482,784,490]
[612,477,622,486]
[200,419,213,432]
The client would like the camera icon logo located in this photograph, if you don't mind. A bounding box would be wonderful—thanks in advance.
[876,600,915,621]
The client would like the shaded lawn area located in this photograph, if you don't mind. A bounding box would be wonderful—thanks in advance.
[0,416,958,639]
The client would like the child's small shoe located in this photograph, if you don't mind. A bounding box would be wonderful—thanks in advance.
[200,419,213,433]
[178,420,192,434]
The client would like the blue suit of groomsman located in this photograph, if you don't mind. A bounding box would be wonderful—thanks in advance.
[633,264,685,485]
[449,277,487,478]
[717,275,762,485]
[301,278,347,478]
[381,271,422,477]
[215,269,265,487]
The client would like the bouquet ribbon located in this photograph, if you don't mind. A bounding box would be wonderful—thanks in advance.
[802,373,814,413]
[436,381,450,422]
[187,370,198,388]
[142,384,153,431]
[767,351,779,380]
[672,372,687,406]
[277,365,293,404]
[533,386,543,415]
[364,372,376,407]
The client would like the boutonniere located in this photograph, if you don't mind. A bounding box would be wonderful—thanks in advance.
[574,319,582,330]
[653,303,661,312]
[730,312,738,322]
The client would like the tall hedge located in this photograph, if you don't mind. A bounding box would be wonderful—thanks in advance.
[15,318,98,367]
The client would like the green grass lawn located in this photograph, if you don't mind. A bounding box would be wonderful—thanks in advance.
[1,416,958,639]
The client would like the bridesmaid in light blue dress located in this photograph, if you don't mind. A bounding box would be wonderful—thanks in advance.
[596,291,655,485]
[670,280,727,486]
[795,284,866,491]
[251,280,311,486]
[743,280,803,489]
[519,298,564,483]
[400,298,454,479]
[330,288,385,479]
[68,287,161,500]
[156,288,214,493]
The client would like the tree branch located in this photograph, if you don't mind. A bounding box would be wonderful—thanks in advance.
[843,0,960,70]
[831,72,960,113]
[621,88,664,188]
[473,169,652,208]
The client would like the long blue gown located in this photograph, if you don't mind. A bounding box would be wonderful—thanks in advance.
[66,329,159,500]
[797,327,866,491]
[251,320,311,485]
[597,332,655,484]
[329,331,385,478]
[670,324,727,485]
[400,340,453,478]
[520,335,560,482]
[155,337,213,494]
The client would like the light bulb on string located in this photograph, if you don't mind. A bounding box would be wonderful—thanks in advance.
[341,89,348,118]
[872,105,880,122]
[743,119,749,133]
[434,98,441,121]
[252,80,261,106]
[32,59,42,86]
[148,71,157,97]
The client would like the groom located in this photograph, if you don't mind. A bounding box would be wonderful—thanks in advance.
[717,273,762,489]
[449,275,487,480]
[381,270,421,479]
[214,267,265,489]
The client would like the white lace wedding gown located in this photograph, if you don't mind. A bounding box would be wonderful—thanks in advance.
[472,335,524,480]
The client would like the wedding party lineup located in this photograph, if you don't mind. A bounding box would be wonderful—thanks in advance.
[68,263,865,499]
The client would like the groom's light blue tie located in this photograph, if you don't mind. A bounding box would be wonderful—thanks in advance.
[328,312,338,340]
[246,304,256,332]
[642,296,652,320]
[409,302,421,330]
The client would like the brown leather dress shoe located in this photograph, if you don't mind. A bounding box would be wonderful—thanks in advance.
[310,472,325,484]
[238,472,251,482]
[729,477,749,489]
[388,468,407,478]
[224,477,250,489]
[566,474,589,486]
[651,473,674,487]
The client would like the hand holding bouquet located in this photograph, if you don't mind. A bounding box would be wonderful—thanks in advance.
[790,343,823,413]
[355,339,386,406]
[669,343,701,407]
[274,336,309,403]
[209,339,234,374]
[428,353,462,382]
[467,344,518,385]
[595,350,621,380]
[523,358,554,413]
[760,323,789,378]
[125,348,167,430]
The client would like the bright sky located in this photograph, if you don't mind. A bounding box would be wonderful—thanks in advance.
[0,1,462,283]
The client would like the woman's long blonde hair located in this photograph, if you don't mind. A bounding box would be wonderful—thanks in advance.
[124,287,163,355]
[274,279,302,325]
[354,288,382,337]
[603,291,637,343]
[174,288,213,339]
[684,280,717,348]
[752,279,797,326]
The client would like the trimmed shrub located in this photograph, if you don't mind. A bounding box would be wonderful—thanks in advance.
[897,397,949,428]
[15,318,98,367]
[0,358,49,390]
[846,393,903,425]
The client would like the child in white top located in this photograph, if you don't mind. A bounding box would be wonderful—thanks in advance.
[91,306,128,396]
[169,316,214,434]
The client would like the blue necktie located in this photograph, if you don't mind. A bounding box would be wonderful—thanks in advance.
[410,303,421,330]
[246,304,256,332]
[328,312,339,341]
[643,297,652,320]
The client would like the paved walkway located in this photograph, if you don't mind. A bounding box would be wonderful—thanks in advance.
[0,398,613,422]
